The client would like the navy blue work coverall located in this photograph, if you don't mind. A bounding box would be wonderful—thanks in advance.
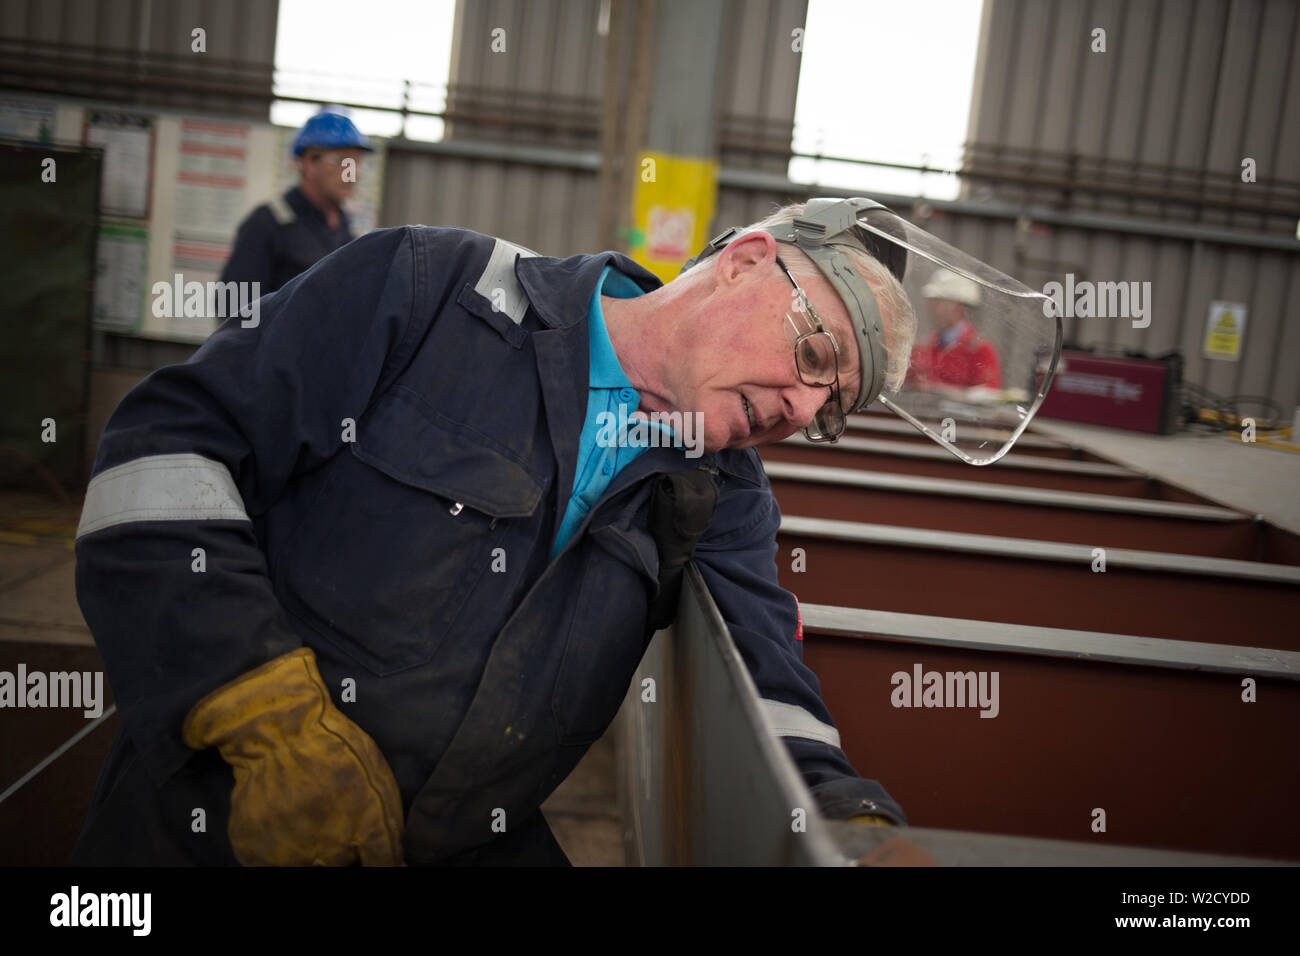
[218,185,355,294]
[73,226,907,866]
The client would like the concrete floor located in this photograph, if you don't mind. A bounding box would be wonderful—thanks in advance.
[0,488,625,866]
[1032,418,1300,534]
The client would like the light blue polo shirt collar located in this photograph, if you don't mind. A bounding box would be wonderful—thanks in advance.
[588,266,646,387]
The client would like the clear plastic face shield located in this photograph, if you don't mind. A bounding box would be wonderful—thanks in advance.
[684,198,1062,465]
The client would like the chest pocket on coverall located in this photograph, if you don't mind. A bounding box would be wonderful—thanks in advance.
[277,385,544,677]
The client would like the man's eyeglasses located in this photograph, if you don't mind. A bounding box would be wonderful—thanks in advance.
[775,256,847,442]
[306,153,356,170]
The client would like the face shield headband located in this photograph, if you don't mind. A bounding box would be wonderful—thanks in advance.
[682,197,1063,465]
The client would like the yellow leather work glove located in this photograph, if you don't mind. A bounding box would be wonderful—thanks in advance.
[182,646,405,866]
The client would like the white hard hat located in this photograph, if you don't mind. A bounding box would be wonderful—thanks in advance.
[922,268,981,307]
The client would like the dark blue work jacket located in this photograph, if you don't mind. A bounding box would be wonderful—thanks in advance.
[73,226,906,866]
[218,185,355,294]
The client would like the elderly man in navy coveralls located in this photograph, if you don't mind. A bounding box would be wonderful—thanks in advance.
[72,207,907,866]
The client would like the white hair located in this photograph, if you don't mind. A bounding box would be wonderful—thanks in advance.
[750,203,915,396]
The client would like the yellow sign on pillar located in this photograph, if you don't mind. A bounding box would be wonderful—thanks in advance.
[628,151,718,283]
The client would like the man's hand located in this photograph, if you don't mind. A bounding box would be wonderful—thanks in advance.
[183,647,405,866]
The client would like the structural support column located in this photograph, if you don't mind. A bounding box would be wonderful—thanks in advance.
[598,0,725,278]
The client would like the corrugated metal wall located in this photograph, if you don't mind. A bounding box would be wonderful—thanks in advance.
[383,0,808,255]
[965,0,1300,416]
[968,0,1299,233]
[441,0,804,162]
[0,0,278,116]
[384,145,603,256]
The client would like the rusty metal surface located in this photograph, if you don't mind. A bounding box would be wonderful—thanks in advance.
[618,568,1286,864]
[776,532,1298,649]
[782,517,1300,585]
[802,631,1300,861]
[770,476,1270,561]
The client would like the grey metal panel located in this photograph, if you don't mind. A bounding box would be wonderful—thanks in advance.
[1111,234,1156,353]
[1268,258,1300,411]
[621,566,842,865]
[971,0,1020,163]
[1236,250,1287,402]
[1233,0,1293,232]
[1072,231,1108,348]
[27,0,60,41]
[517,0,557,144]
[0,0,277,113]
[645,0,726,156]
[97,0,139,50]
[1177,240,1217,390]
[1148,237,1192,354]
[780,513,1300,584]
[551,0,601,100]
[0,1,26,36]
[717,0,768,122]
[1172,0,1224,186]
[1270,1,1300,215]
[763,0,805,127]
[799,602,1300,679]
[234,0,278,66]
[1132,2,1190,221]
[1003,0,1055,153]
[63,0,99,46]
[714,0,805,172]
[969,0,1296,228]
[499,163,540,251]
[1068,0,1118,189]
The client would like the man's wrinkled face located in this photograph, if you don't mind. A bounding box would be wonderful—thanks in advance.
[300,148,364,205]
[650,234,862,454]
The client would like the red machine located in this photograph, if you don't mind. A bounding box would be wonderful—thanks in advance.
[1037,350,1182,434]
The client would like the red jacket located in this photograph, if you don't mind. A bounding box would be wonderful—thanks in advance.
[910,321,1002,389]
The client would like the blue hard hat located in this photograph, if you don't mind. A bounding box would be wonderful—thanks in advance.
[292,112,373,156]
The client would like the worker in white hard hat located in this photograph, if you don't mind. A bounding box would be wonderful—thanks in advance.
[909,267,1003,390]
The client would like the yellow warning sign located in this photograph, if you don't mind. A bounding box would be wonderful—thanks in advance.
[1203,300,1247,360]
[628,152,717,283]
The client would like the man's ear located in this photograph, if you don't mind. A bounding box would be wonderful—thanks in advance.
[714,231,776,288]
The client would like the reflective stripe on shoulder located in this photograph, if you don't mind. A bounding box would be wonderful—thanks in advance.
[473,238,539,325]
[77,453,250,538]
[760,699,841,748]
[267,195,296,225]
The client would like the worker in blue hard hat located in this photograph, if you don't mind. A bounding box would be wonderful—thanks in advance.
[219,111,374,294]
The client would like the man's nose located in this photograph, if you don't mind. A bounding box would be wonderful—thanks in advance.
[780,381,829,427]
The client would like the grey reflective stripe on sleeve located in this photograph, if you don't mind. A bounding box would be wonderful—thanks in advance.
[760,699,841,748]
[77,453,250,537]
[473,238,538,325]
